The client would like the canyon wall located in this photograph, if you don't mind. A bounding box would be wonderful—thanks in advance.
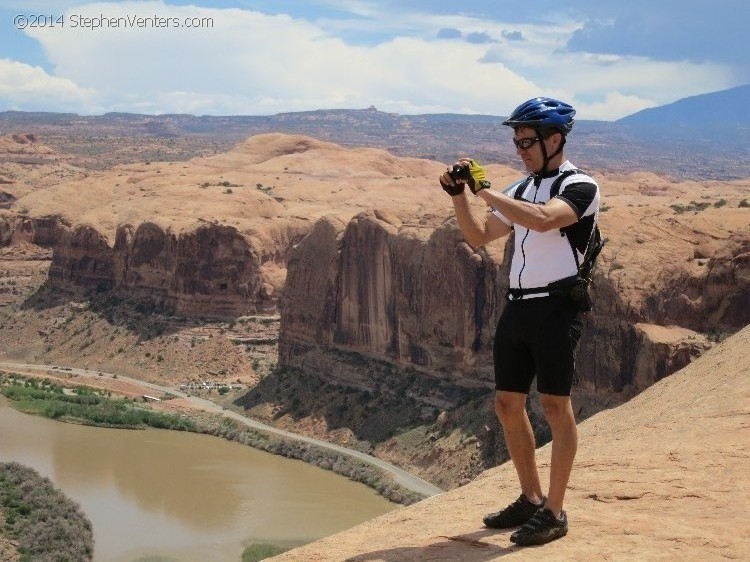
[280,207,749,396]
[0,133,451,319]
[280,212,505,392]
[0,214,66,247]
[0,212,303,318]
[43,220,305,318]
[2,133,747,397]
[5,199,742,396]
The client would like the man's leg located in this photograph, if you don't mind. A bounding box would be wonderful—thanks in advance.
[508,299,580,545]
[539,393,578,517]
[494,390,544,504]
[483,390,545,529]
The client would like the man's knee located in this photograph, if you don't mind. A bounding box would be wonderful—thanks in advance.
[540,394,574,424]
[494,391,527,425]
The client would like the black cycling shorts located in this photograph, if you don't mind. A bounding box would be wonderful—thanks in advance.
[493,296,583,396]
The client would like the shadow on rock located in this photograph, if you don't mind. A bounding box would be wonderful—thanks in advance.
[345,529,520,561]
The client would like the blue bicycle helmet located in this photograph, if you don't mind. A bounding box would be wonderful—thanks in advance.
[502,97,575,134]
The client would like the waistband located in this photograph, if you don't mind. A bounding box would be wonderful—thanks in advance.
[506,286,550,301]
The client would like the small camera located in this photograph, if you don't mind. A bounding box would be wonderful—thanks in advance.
[449,163,470,183]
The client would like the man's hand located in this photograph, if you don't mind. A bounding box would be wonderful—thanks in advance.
[439,171,464,196]
[461,159,491,195]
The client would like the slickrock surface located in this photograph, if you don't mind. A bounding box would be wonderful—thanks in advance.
[271,324,750,561]
[13,133,458,241]
[0,133,54,156]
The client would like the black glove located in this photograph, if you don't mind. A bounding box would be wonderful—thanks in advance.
[440,174,464,196]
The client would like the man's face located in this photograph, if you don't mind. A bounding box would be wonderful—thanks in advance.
[513,127,559,173]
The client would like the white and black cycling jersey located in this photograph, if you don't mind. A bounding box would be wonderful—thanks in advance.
[491,160,600,296]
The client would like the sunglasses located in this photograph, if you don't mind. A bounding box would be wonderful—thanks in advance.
[513,136,542,150]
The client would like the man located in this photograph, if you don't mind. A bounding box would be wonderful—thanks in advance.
[439,97,600,546]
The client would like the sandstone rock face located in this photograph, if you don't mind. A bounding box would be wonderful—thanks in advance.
[0,133,54,157]
[49,224,115,290]
[281,175,750,396]
[0,212,14,246]
[45,221,298,317]
[577,196,750,392]
[5,133,749,390]
[281,211,509,391]
[0,213,65,247]
[622,323,712,393]
[0,192,15,210]
[7,133,449,318]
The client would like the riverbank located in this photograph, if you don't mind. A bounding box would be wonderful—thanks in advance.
[0,365,440,505]
[0,374,195,430]
[0,462,93,561]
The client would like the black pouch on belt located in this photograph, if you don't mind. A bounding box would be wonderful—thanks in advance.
[547,275,592,313]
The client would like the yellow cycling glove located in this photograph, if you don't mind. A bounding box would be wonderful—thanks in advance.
[466,160,491,194]
[451,160,491,194]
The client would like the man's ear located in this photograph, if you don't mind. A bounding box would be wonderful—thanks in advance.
[548,131,562,152]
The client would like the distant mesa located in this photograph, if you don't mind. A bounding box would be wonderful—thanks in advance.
[617,83,750,128]
[2,84,750,179]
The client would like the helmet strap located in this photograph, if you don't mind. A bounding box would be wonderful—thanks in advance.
[534,129,565,177]
[536,128,551,176]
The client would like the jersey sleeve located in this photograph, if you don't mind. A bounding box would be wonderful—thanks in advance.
[555,181,598,219]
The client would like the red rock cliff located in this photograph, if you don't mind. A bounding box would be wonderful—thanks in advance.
[46,221,294,317]
[280,183,750,395]
[7,133,450,318]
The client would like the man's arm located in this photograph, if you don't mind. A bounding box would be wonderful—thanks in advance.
[452,191,512,248]
[477,189,578,232]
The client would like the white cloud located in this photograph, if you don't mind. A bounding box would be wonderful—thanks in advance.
[18,1,542,116]
[550,56,735,120]
[575,91,655,121]
[0,58,96,111]
[5,0,740,119]
[480,26,736,119]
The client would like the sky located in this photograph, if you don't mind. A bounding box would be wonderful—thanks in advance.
[0,0,747,120]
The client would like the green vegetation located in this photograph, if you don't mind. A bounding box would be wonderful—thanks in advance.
[0,374,195,431]
[670,200,712,214]
[740,198,749,208]
[0,462,94,561]
[195,412,425,505]
[703,329,730,343]
[242,543,289,561]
